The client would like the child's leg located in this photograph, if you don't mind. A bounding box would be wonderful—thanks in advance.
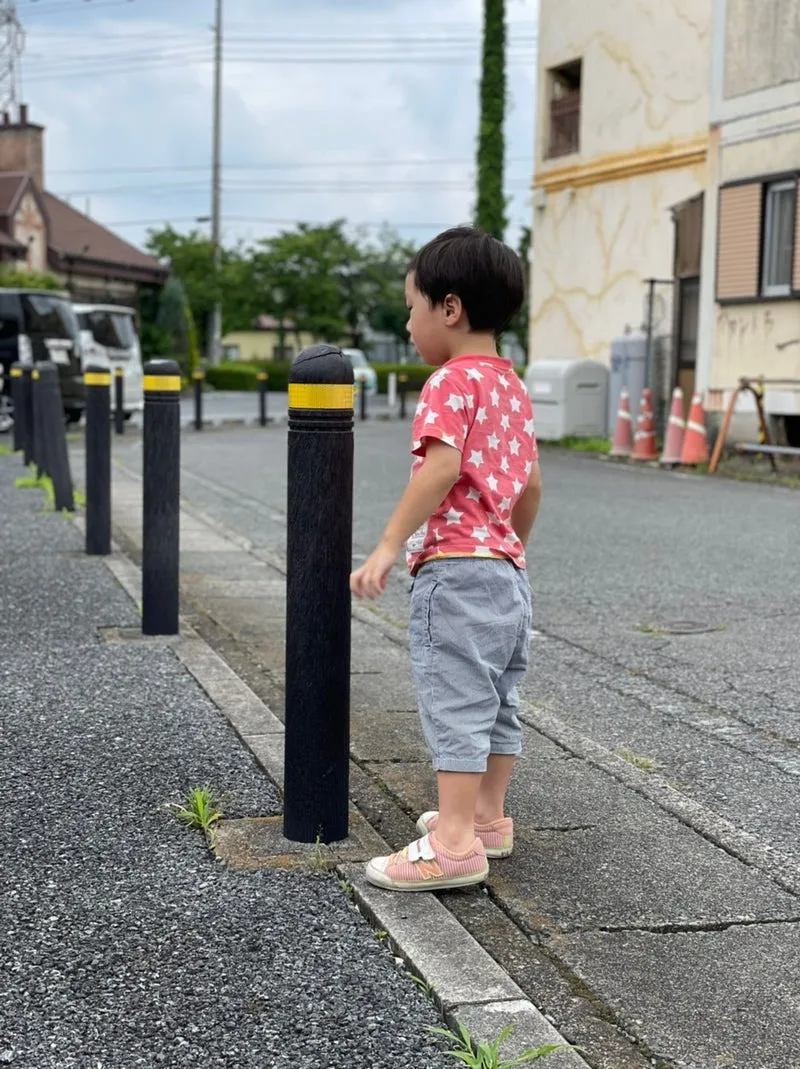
[435,771,483,853]
[475,754,516,824]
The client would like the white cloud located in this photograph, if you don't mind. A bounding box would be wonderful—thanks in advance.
[18,0,536,252]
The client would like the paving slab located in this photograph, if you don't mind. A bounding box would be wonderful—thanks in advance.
[553,922,800,1069]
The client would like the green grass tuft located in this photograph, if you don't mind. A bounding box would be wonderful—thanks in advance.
[170,786,223,836]
[427,1021,573,1067]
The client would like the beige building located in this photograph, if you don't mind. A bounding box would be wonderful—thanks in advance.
[697,0,800,439]
[222,315,316,363]
[529,0,712,375]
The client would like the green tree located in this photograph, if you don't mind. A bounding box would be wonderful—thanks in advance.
[475,0,507,240]
[509,225,531,356]
[155,276,199,375]
[359,226,417,349]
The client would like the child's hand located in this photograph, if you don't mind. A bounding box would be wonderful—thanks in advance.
[350,541,399,600]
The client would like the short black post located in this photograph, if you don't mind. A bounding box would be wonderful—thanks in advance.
[85,366,112,556]
[10,364,23,453]
[21,365,34,466]
[399,373,408,420]
[359,379,367,421]
[257,370,269,427]
[284,344,354,844]
[142,359,181,636]
[193,368,204,431]
[33,362,74,512]
[31,366,47,478]
[114,368,125,436]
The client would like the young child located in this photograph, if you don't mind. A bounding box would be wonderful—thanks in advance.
[350,226,542,892]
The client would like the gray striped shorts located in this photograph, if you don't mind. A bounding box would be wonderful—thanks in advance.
[409,558,532,773]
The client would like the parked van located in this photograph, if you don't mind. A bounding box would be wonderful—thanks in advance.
[0,288,85,423]
[74,304,144,419]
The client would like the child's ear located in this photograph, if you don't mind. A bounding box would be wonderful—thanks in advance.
[443,293,464,326]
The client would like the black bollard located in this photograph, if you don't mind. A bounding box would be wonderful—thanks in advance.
[399,373,408,420]
[31,366,47,479]
[359,379,368,422]
[84,366,112,556]
[283,344,354,844]
[193,368,204,431]
[33,362,74,512]
[10,364,23,453]
[21,365,34,467]
[114,368,125,436]
[142,359,181,636]
[257,370,269,427]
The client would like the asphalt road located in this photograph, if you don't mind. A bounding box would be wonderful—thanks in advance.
[108,418,800,870]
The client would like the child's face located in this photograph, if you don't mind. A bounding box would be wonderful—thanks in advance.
[405,272,450,366]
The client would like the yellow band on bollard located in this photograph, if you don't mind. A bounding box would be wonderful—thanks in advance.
[144,375,182,392]
[10,367,22,378]
[288,383,354,410]
[85,372,111,387]
[257,372,269,381]
[115,367,124,377]
[192,370,205,380]
[32,369,39,380]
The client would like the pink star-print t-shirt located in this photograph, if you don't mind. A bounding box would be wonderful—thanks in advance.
[406,354,538,575]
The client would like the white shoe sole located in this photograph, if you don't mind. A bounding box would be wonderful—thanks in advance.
[415,815,514,859]
[364,861,489,892]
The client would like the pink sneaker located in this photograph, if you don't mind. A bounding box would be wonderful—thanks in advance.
[365,832,488,892]
[416,811,514,858]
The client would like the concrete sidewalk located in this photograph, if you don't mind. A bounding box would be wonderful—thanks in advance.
[83,449,800,1069]
[0,460,479,1069]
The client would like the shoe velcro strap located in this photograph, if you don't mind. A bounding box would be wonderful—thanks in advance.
[408,835,435,863]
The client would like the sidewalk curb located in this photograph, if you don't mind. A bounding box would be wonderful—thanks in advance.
[71,510,588,1065]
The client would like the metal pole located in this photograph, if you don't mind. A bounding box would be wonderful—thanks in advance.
[283,344,354,844]
[257,370,268,426]
[21,364,34,467]
[10,363,22,453]
[114,368,125,436]
[209,0,223,365]
[193,368,205,431]
[387,371,397,412]
[644,278,656,396]
[142,359,181,636]
[84,366,112,556]
[359,379,367,421]
[399,373,408,420]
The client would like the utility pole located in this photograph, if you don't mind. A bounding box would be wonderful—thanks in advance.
[208,0,223,365]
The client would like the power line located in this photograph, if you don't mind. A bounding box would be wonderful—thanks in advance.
[48,156,533,176]
[56,181,533,197]
[102,215,460,231]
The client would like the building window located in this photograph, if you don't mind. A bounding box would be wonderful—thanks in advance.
[546,60,581,160]
[761,180,795,296]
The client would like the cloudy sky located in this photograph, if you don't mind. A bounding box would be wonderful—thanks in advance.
[16,0,538,253]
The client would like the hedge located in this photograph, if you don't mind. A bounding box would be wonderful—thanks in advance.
[204,360,524,394]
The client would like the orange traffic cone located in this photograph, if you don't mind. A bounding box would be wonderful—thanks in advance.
[610,388,633,458]
[680,392,709,466]
[660,387,685,466]
[631,388,658,462]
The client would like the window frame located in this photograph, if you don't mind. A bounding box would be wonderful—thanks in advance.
[545,59,582,161]
[760,178,796,298]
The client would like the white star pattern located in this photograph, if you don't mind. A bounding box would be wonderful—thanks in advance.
[412,439,421,451]
[406,357,538,570]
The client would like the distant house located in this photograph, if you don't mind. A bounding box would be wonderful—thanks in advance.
[222,315,317,363]
[0,104,167,308]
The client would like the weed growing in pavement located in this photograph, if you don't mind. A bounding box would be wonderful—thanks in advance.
[615,747,657,773]
[374,929,389,944]
[336,876,354,899]
[170,786,222,836]
[635,623,668,636]
[410,973,434,999]
[0,444,14,456]
[427,1022,571,1066]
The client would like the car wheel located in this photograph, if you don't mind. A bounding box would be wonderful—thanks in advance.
[65,410,82,425]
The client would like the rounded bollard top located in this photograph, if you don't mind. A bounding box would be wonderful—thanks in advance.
[10,364,22,377]
[144,358,181,395]
[33,360,58,379]
[290,344,354,387]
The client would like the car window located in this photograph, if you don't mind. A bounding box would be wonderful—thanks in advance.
[110,313,137,349]
[21,294,78,340]
[344,350,368,368]
[0,292,22,341]
[87,311,121,348]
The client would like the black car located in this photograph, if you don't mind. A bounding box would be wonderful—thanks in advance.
[0,288,85,424]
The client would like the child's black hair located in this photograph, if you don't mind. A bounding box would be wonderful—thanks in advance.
[408,226,525,335]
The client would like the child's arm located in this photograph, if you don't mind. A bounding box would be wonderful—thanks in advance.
[510,461,543,547]
[350,440,461,599]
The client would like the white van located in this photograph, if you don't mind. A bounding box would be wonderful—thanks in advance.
[73,304,144,418]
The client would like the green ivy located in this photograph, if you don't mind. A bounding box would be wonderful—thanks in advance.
[475,0,507,240]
